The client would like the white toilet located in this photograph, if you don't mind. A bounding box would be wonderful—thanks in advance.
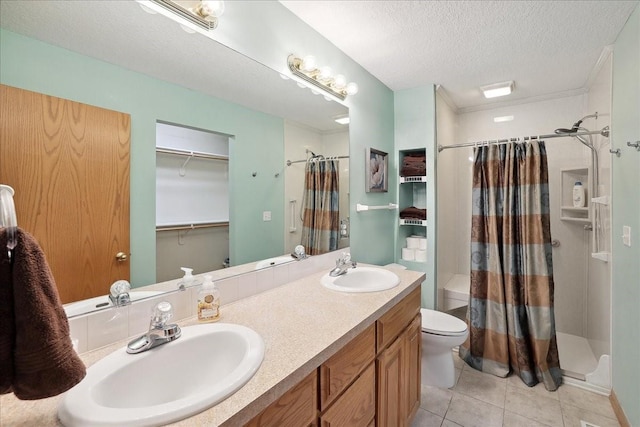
[421,308,469,388]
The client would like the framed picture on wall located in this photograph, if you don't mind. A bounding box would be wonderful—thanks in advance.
[365,147,388,192]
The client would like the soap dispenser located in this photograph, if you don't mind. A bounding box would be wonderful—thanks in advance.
[178,267,195,291]
[197,275,220,323]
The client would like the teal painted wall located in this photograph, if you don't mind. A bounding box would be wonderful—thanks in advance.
[394,86,437,308]
[197,1,398,266]
[0,28,285,286]
[611,4,640,425]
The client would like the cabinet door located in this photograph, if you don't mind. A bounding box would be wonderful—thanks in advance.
[320,363,376,427]
[320,324,376,410]
[246,370,318,427]
[404,315,422,424]
[376,335,405,427]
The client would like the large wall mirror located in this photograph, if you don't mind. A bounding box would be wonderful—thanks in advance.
[0,0,350,316]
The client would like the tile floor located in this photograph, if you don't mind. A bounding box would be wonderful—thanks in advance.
[412,353,620,427]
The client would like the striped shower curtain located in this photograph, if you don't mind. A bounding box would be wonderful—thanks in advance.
[300,159,339,255]
[459,140,562,391]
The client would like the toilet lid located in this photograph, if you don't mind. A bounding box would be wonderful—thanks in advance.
[420,309,468,335]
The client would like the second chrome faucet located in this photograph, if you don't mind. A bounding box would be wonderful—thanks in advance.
[329,252,357,277]
[127,301,181,354]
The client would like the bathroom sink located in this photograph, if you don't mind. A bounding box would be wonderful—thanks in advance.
[58,323,265,427]
[254,255,294,270]
[63,291,164,317]
[320,266,400,293]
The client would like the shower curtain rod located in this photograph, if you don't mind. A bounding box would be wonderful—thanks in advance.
[286,155,349,166]
[437,127,609,153]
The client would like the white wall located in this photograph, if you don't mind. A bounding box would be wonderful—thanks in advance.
[435,91,458,309]
[585,51,613,359]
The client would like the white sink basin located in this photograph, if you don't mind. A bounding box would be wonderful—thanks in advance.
[58,323,265,427]
[321,266,400,293]
[254,255,294,270]
[63,291,164,318]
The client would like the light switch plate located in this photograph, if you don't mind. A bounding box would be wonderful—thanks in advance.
[263,211,272,221]
[622,225,631,247]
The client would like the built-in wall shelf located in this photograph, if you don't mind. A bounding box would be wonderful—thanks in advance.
[400,219,427,226]
[560,166,591,224]
[591,252,610,262]
[399,176,427,184]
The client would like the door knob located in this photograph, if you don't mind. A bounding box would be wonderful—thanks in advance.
[115,252,128,262]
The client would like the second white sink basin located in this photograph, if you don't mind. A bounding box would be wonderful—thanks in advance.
[321,266,400,293]
[58,323,264,427]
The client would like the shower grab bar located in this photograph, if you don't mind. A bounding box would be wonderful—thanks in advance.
[289,199,297,232]
[356,203,398,212]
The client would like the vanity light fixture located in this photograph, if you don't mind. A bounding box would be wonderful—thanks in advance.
[288,54,358,101]
[481,80,514,99]
[145,0,225,30]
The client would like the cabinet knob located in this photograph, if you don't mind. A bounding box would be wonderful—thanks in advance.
[115,252,128,262]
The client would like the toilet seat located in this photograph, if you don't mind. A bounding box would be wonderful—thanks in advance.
[420,308,467,336]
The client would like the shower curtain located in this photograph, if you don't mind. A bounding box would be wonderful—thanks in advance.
[459,140,562,391]
[300,159,339,255]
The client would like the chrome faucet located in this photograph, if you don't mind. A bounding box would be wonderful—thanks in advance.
[109,280,131,306]
[329,252,357,277]
[127,301,182,354]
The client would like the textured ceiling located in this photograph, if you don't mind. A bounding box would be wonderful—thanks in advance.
[0,0,348,132]
[280,0,639,110]
[1,1,637,118]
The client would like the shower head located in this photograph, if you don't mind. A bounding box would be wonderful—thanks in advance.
[554,119,584,135]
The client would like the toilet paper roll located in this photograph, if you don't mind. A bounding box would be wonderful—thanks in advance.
[418,238,427,250]
[415,249,427,262]
[406,237,420,249]
[402,247,415,261]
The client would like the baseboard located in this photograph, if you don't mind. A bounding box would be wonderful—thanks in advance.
[609,389,631,427]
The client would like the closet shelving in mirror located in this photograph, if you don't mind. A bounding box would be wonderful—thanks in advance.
[156,146,229,177]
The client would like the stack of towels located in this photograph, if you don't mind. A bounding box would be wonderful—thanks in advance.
[402,236,427,262]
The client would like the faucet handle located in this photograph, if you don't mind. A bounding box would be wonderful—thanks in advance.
[150,301,173,328]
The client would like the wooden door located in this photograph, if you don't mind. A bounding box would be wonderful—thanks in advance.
[0,84,130,304]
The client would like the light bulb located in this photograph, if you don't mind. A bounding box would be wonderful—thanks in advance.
[333,74,346,89]
[319,66,332,80]
[301,55,317,72]
[346,82,359,95]
[199,1,225,17]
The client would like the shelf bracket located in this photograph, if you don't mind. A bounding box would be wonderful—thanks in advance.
[179,152,194,177]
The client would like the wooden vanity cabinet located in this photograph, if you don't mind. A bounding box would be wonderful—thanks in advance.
[319,324,377,427]
[376,287,422,427]
[245,286,421,427]
[245,370,318,427]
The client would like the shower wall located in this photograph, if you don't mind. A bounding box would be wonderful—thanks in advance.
[437,87,612,357]
[435,91,458,308]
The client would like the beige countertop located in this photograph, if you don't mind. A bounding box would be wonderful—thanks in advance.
[0,265,424,427]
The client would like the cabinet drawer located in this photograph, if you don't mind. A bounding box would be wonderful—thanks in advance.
[246,370,317,427]
[320,323,376,410]
[320,362,376,427]
[376,287,421,350]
